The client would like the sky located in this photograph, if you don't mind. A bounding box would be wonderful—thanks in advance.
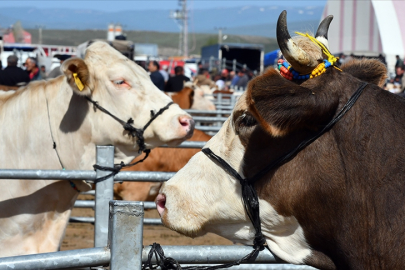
[0,0,327,12]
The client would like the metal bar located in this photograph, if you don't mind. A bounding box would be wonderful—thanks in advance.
[74,200,95,208]
[0,247,110,270]
[115,171,175,182]
[0,171,175,182]
[159,141,206,149]
[142,246,284,264]
[94,146,115,247]
[81,190,95,196]
[195,126,221,132]
[69,216,94,223]
[0,170,175,182]
[192,116,228,122]
[180,264,316,270]
[144,201,157,209]
[0,170,95,180]
[74,201,157,210]
[70,217,162,225]
[109,201,144,270]
[185,109,232,115]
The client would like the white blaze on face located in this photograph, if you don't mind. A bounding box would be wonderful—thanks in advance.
[157,92,312,264]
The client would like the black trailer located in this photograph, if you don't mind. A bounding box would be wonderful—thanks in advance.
[201,43,264,74]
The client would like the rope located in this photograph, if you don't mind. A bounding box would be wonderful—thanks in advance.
[93,149,150,182]
[143,243,262,270]
[84,96,174,181]
[45,92,80,192]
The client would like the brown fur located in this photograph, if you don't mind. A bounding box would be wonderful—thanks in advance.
[171,87,194,109]
[341,58,388,88]
[114,129,211,201]
[0,85,19,91]
[239,59,405,269]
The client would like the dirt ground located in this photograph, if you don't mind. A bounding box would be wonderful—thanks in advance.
[61,195,232,251]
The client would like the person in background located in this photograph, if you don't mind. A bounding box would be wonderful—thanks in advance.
[165,66,190,92]
[194,68,215,88]
[235,69,249,88]
[148,60,165,91]
[40,65,47,79]
[0,55,30,86]
[47,55,71,79]
[395,55,404,77]
[231,70,240,87]
[378,54,387,66]
[25,57,42,81]
[159,64,169,84]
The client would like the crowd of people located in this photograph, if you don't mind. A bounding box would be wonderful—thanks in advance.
[147,60,255,93]
[0,54,69,88]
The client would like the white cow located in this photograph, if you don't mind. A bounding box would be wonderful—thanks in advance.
[0,41,194,257]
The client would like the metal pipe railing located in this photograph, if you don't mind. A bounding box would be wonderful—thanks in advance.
[0,247,110,270]
[0,170,175,182]
[141,245,282,264]
[69,216,162,225]
[74,200,156,209]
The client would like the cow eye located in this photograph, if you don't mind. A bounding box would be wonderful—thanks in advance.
[238,113,257,128]
[235,112,257,135]
[113,80,125,85]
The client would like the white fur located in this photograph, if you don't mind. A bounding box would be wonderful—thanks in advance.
[316,36,330,50]
[0,41,191,256]
[160,92,311,264]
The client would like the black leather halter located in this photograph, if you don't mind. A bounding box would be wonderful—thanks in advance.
[202,82,368,251]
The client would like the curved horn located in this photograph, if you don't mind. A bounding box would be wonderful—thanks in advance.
[315,15,333,49]
[276,10,292,54]
[276,10,312,72]
[315,15,333,40]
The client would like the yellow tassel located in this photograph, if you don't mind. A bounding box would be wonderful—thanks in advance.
[73,73,85,91]
[295,31,341,68]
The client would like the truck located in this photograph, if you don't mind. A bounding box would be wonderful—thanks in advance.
[200,43,264,74]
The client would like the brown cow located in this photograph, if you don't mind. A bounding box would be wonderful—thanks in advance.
[170,86,194,109]
[156,12,405,270]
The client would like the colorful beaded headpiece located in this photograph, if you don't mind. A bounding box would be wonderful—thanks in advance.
[277,32,342,81]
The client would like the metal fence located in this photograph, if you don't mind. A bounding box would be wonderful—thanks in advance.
[0,145,317,269]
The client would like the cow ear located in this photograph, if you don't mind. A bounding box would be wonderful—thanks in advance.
[62,58,94,96]
[246,68,339,137]
[341,58,387,88]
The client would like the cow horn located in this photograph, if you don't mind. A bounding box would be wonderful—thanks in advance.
[276,10,312,71]
[315,15,333,48]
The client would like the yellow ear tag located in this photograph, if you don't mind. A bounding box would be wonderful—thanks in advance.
[73,73,85,91]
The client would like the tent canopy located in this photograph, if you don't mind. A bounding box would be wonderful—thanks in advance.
[321,0,405,74]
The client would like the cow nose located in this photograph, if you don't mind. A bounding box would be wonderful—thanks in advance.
[178,115,195,136]
[156,193,166,216]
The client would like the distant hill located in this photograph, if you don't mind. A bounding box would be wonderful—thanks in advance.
[26,29,279,56]
[0,5,324,37]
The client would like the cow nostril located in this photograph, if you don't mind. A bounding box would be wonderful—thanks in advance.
[156,193,166,216]
[178,116,193,127]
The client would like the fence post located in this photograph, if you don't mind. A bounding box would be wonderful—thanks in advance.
[232,59,236,72]
[94,145,115,247]
[109,200,144,270]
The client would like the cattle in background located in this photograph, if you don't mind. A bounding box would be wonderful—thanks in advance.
[169,86,194,109]
[0,41,194,257]
[156,12,404,270]
[114,129,211,201]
